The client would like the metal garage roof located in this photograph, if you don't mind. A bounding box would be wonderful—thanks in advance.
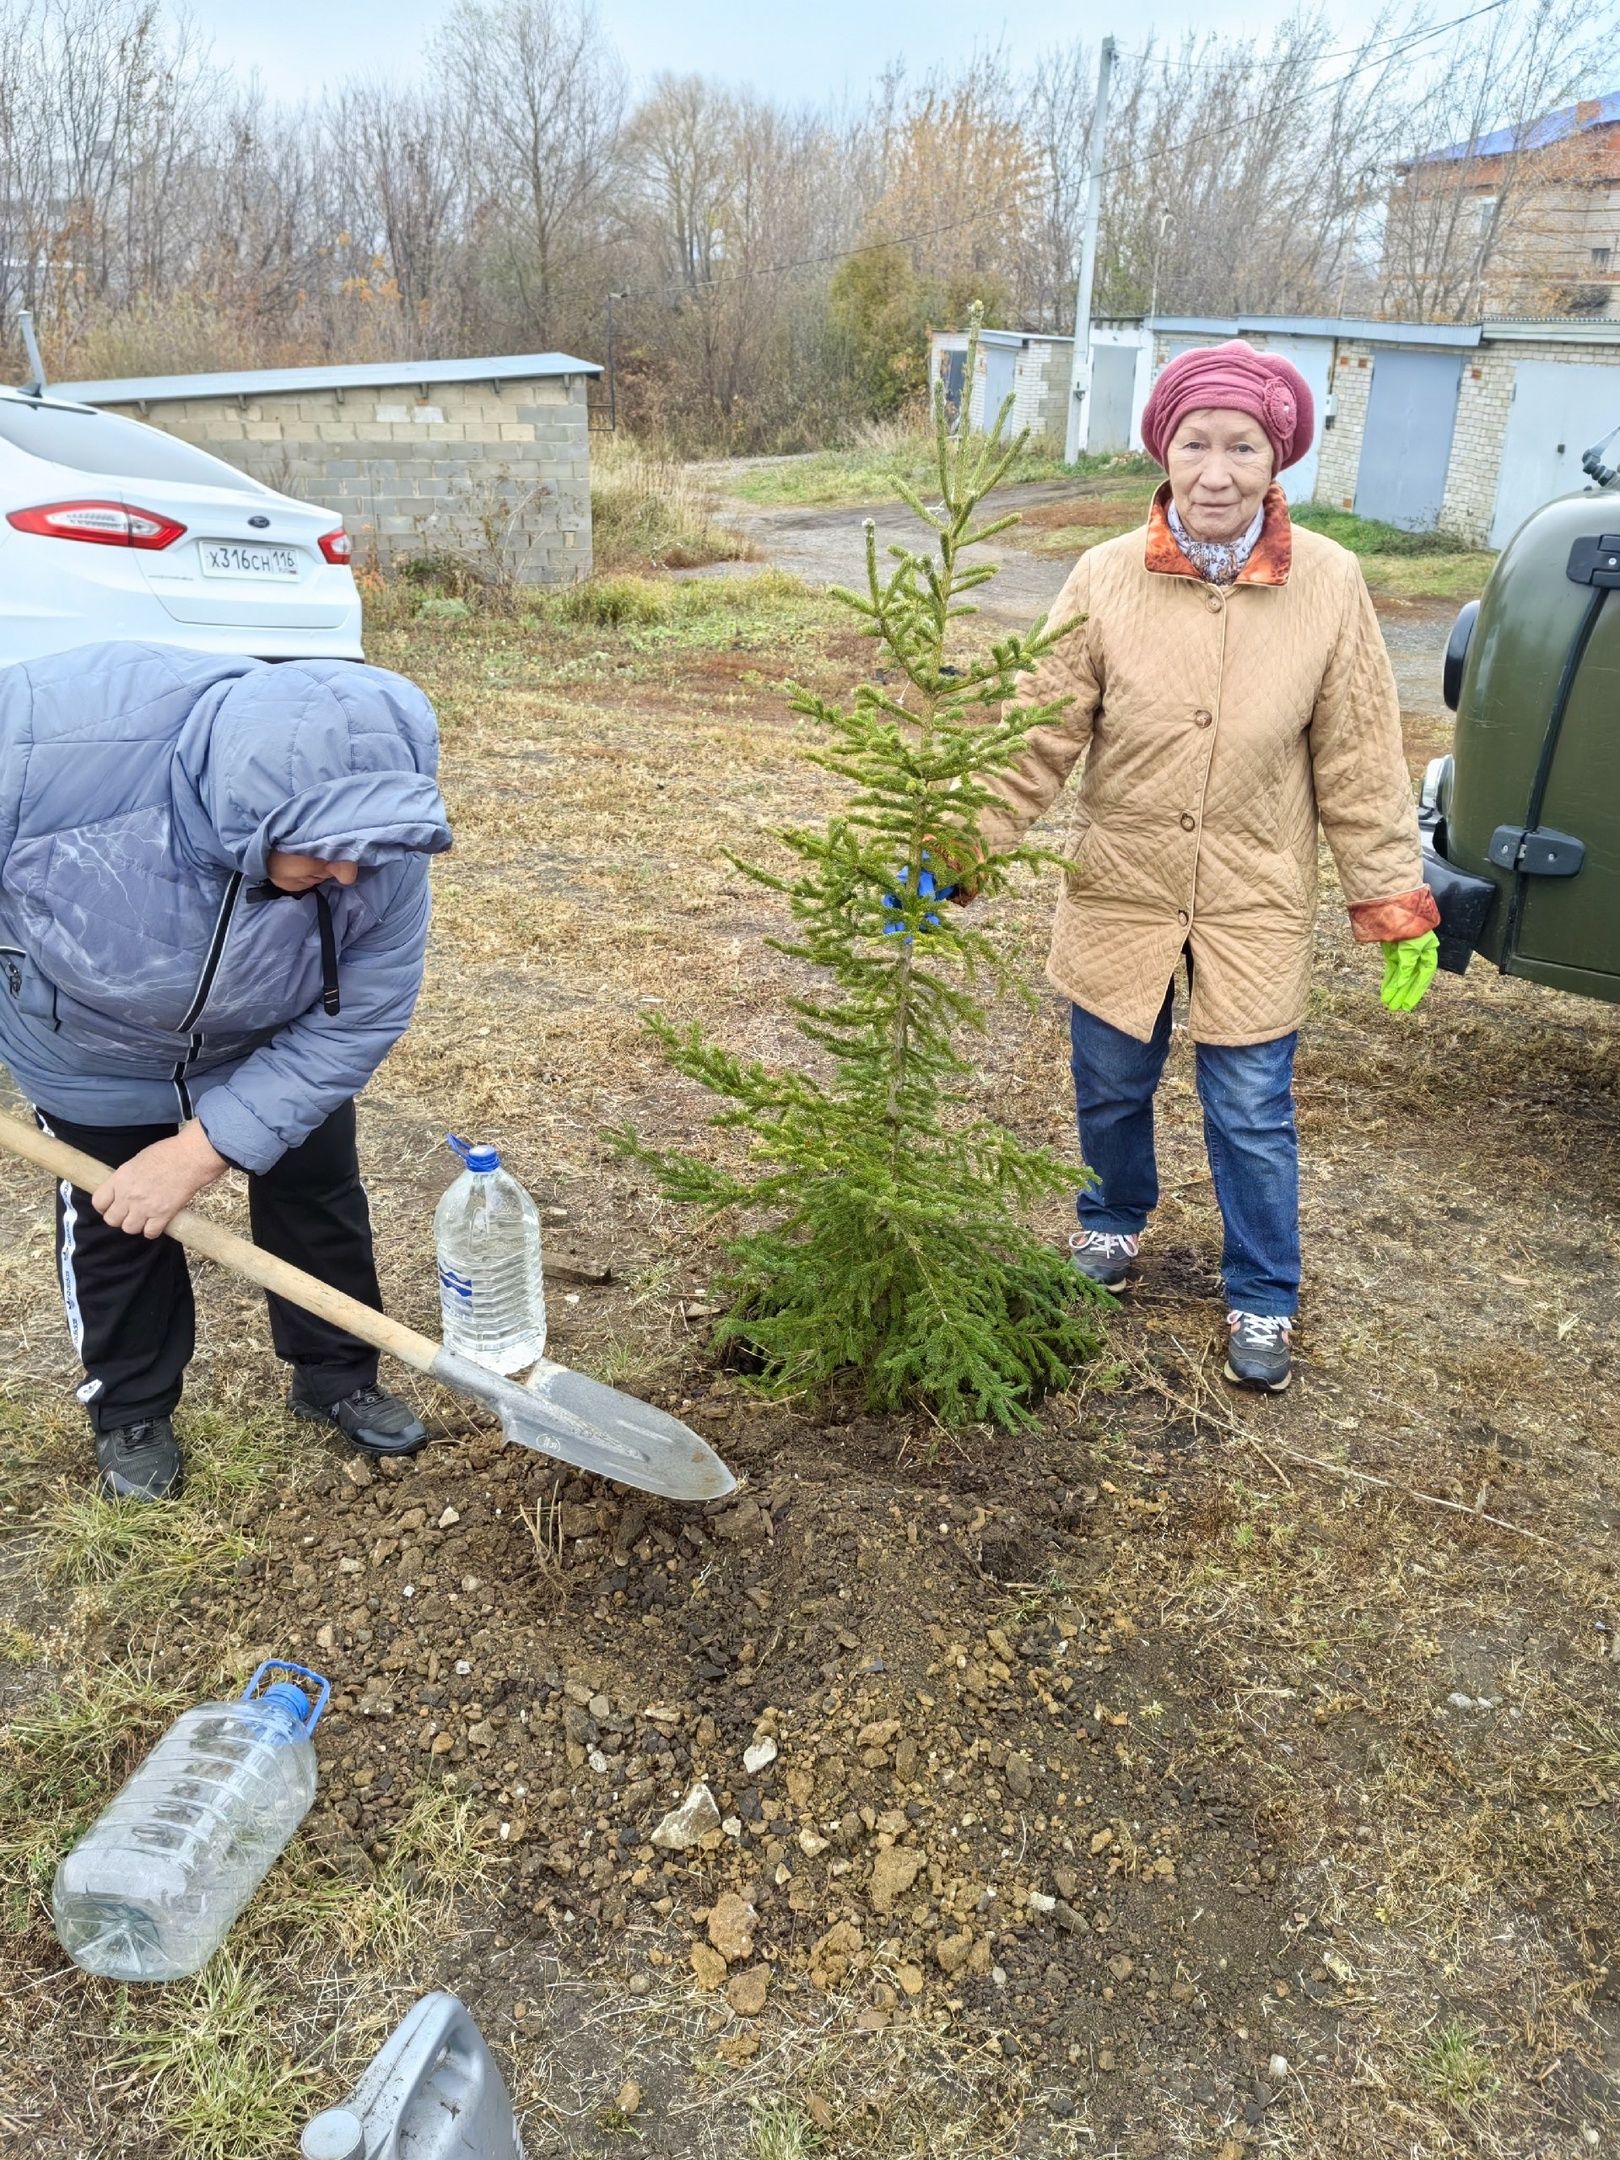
[49,352,602,406]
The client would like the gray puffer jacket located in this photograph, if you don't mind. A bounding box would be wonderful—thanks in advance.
[0,642,452,1172]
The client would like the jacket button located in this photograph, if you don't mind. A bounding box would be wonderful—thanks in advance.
[1177,909,1190,926]
[1206,594,1222,612]
[1179,813,1196,831]
[1194,708,1213,727]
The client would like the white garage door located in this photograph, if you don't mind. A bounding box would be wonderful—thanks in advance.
[1259,334,1333,503]
[1490,359,1620,548]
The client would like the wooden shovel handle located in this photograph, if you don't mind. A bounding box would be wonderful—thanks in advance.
[0,1108,443,1376]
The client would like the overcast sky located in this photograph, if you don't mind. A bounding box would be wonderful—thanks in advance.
[186,0,1398,104]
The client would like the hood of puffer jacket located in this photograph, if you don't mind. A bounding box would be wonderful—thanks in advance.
[169,656,452,885]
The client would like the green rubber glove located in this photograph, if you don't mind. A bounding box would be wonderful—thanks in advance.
[1381,931,1439,1013]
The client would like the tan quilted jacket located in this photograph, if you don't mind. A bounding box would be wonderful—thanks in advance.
[978,483,1440,1045]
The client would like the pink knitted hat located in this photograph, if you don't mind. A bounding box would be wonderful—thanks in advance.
[1140,339,1315,473]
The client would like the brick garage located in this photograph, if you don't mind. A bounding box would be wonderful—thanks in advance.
[1314,323,1620,545]
[49,353,601,583]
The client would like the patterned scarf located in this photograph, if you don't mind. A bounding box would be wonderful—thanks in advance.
[1167,499,1266,586]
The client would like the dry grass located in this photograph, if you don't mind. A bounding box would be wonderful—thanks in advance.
[2,585,1617,2157]
[591,435,754,573]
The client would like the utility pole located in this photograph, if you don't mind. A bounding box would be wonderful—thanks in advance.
[1147,205,1174,325]
[604,290,627,430]
[1064,34,1116,467]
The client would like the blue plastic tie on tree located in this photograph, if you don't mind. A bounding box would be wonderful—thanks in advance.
[882,854,955,939]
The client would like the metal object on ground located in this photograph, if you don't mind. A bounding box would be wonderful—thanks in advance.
[301,1991,524,2159]
[0,1111,736,1503]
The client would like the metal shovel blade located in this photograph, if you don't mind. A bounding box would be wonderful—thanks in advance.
[431,1347,736,1503]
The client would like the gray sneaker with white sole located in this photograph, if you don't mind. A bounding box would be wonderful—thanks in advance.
[1068,1229,1140,1289]
[1224,1311,1293,1392]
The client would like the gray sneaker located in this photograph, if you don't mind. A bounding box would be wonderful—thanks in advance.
[1224,1312,1293,1392]
[1068,1229,1140,1289]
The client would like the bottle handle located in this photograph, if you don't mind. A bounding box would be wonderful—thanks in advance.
[244,1658,332,1735]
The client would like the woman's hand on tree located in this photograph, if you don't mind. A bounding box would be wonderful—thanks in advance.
[92,1121,230,1239]
[1380,932,1439,1014]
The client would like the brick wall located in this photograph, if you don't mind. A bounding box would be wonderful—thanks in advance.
[1314,341,1376,505]
[1441,338,1620,542]
[96,374,593,583]
[1010,340,1070,442]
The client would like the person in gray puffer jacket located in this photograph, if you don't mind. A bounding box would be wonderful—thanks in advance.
[0,642,453,1500]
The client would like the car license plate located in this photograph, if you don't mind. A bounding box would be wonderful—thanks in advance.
[199,541,300,580]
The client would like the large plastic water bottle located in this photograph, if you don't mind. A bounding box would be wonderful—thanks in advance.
[434,1133,546,1376]
[301,1990,525,2159]
[52,1659,329,1982]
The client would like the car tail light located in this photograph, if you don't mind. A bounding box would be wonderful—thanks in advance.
[318,528,353,564]
[6,499,186,550]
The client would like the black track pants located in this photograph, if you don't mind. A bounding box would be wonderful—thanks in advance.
[38,1099,382,1433]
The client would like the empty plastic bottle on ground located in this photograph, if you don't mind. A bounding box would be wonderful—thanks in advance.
[301,1990,525,2159]
[434,1133,546,1376]
[52,1660,329,1982]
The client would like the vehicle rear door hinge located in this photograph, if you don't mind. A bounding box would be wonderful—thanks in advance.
[1566,534,1620,587]
[1488,825,1586,877]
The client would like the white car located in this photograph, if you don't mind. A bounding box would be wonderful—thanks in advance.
[0,384,363,665]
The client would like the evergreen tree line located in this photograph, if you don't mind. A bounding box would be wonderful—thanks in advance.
[0,0,1608,451]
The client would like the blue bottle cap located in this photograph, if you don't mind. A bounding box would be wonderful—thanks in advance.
[447,1132,500,1173]
[262,1681,313,1726]
[243,1659,331,1734]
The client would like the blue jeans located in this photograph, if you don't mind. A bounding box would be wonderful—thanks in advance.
[1069,987,1300,1318]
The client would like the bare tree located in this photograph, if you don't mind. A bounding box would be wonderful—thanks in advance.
[334,83,469,329]
[2,0,1617,444]
[435,0,625,339]
[1023,44,1095,330]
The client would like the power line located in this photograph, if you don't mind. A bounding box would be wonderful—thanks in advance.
[1116,0,1509,74]
[1100,0,1512,178]
[610,0,1512,312]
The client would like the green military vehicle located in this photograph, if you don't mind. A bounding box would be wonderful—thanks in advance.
[1421,425,1620,999]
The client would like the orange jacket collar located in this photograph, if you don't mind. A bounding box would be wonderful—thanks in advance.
[1144,481,1292,588]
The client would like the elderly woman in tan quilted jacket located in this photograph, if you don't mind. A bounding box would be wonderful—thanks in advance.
[974,340,1441,1394]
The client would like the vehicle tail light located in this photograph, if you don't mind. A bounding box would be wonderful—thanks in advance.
[6,499,186,550]
[318,528,353,565]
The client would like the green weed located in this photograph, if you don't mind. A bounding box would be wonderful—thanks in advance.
[111,1950,328,2160]
[1416,2017,1501,2120]
[38,1409,281,1613]
[554,573,677,628]
[1291,502,1469,556]
[752,2096,826,2159]
[549,567,829,655]
[592,438,752,572]
[1289,503,1495,602]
